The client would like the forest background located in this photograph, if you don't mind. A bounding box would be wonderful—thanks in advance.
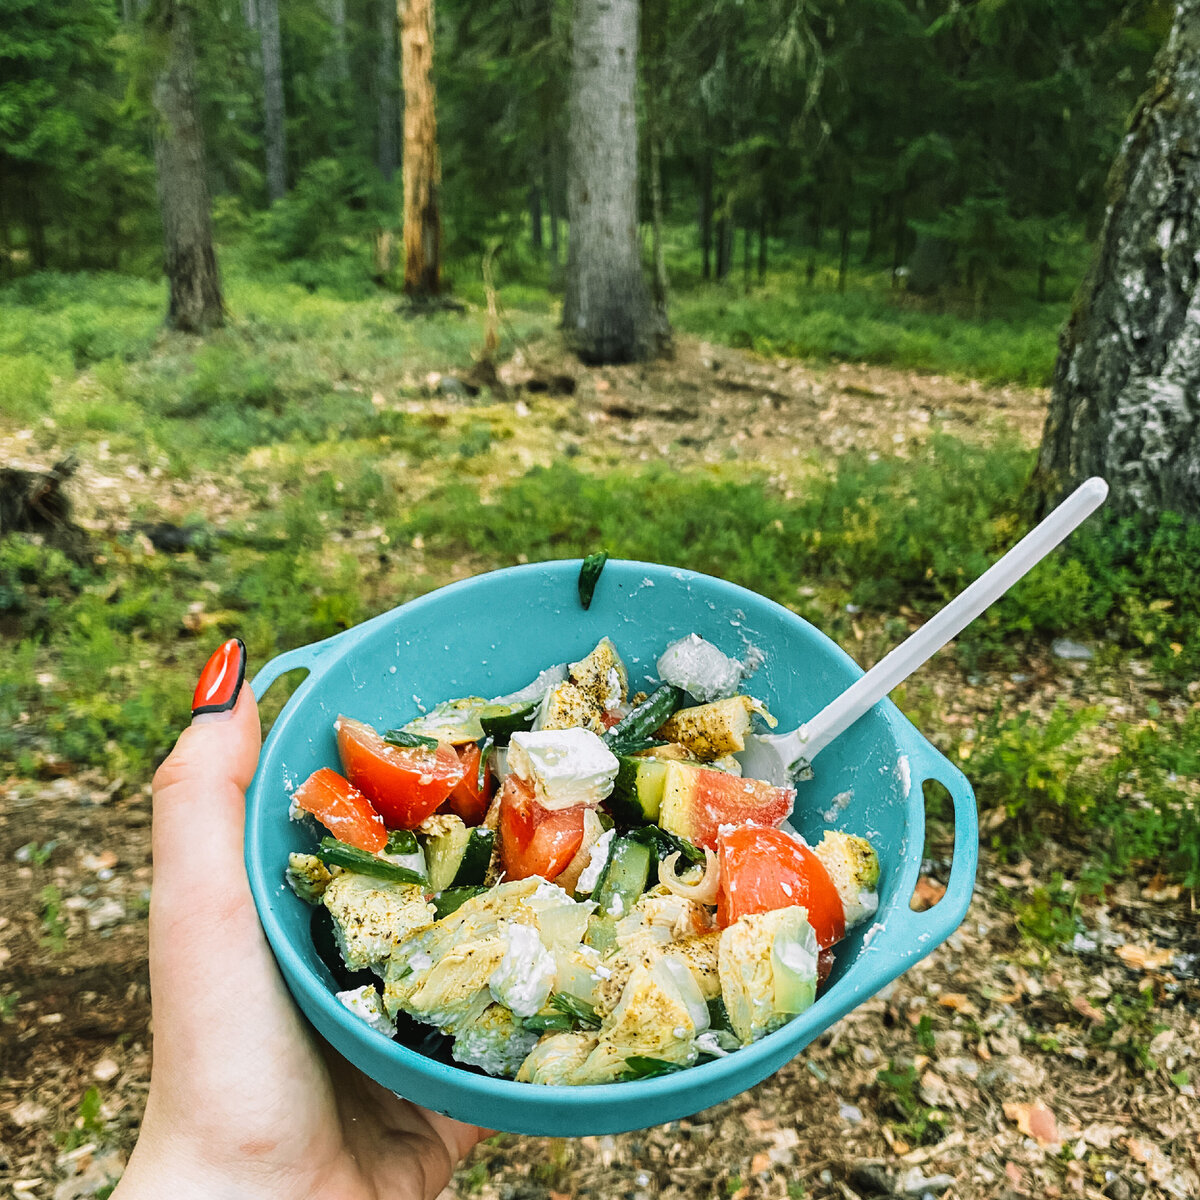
[1,1,1198,1198]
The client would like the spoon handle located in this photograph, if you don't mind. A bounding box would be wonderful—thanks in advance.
[799,477,1109,761]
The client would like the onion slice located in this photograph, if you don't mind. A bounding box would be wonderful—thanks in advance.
[659,848,720,905]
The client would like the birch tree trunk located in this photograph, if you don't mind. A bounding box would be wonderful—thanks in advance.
[1036,0,1200,520]
[258,0,287,201]
[151,0,223,332]
[377,0,399,181]
[401,0,441,297]
[563,0,656,364]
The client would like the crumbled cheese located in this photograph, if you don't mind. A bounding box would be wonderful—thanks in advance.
[488,922,556,1018]
[575,829,614,894]
[408,952,433,972]
[336,985,396,1036]
[508,728,619,810]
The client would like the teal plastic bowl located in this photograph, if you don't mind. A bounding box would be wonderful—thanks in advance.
[244,559,976,1136]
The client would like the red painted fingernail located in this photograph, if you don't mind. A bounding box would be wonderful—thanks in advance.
[192,638,246,718]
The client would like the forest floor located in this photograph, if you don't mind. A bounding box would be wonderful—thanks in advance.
[2,334,1197,1200]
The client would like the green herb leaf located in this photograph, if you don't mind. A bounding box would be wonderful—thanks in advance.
[385,829,419,855]
[383,729,440,751]
[550,992,602,1030]
[617,1055,687,1081]
[625,823,705,864]
[602,685,682,747]
[788,755,815,783]
[578,550,609,610]
[317,838,426,885]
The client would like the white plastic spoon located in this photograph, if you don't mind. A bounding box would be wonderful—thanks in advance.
[736,477,1110,786]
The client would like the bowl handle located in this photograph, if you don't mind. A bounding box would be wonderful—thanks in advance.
[870,747,979,970]
[250,624,368,701]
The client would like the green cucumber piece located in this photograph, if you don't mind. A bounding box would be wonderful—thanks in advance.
[602,685,682,748]
[432,886,488,919]
[424,823,471,892]
[316,838,426,886]
[608,755,671,824]
[452,828,494,887]
[385,829,419,855]
[477,700,538,742]
[591,836,653,921]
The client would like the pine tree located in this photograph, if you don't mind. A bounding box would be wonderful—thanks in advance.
[151,0,224,332]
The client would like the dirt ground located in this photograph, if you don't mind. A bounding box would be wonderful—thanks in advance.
[2,339,1197,1200]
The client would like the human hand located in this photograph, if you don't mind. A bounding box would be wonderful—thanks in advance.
[114,639,491,1200]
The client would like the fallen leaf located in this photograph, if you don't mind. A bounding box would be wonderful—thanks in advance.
[81,850,117,872]
[1070,995,1105,1023]
[911,876,947,911]
[1005,1161,1028,1194]
[1142,875,1183,903]
[1004,1100,1059,1145]
[1115,943,1175,971]
[937,992,978,1015]
[750,1153,771,1175]
[11,1100,49,1127]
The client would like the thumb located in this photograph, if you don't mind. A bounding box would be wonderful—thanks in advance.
[151,638,262,940]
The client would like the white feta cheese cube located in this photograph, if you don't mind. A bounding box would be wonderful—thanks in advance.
[507,728,619,810]
[336,985,397,1037]
[488,922,557,1018]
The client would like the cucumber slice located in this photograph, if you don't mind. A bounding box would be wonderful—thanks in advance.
[432,886,488,919]
[452,828,494,887]
[425,823,495,891]
[586,835,653,955]
[591,836,653,922]
[608,755,670,824]
[477,700,538,742]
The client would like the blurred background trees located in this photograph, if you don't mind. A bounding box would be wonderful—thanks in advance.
[0,0,1168,292]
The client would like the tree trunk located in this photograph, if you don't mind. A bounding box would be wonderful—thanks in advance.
[151,0,224,332]
[563,0,656,363]
[648,120,670,317]
[715,211,731,281]
[699,157,713,281]
[401,0,442,297]
[258,0,287,200]
[529,183,544,256]
[546,144,562,280]
[377,0,399,181]
[1036,1,1200,520]
[742,224,751,292]
[757,203,768,282]
[325,0,349,88]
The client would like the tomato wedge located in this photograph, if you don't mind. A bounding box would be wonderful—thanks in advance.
[447,742,494,825]
[497,775,587,882]
[335,715,465,829]
[291,767,386,853]
[716,825,846,950]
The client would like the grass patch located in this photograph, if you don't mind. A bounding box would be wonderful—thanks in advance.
[673,285,1062,386]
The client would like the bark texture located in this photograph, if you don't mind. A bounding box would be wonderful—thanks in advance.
[401,0,441,297]
[151,0,224,333]
[258,0,288,201]
[1036,0,1200,520]
[377,0,399,181]
[325,0,349,87]
[563,0,655,364]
